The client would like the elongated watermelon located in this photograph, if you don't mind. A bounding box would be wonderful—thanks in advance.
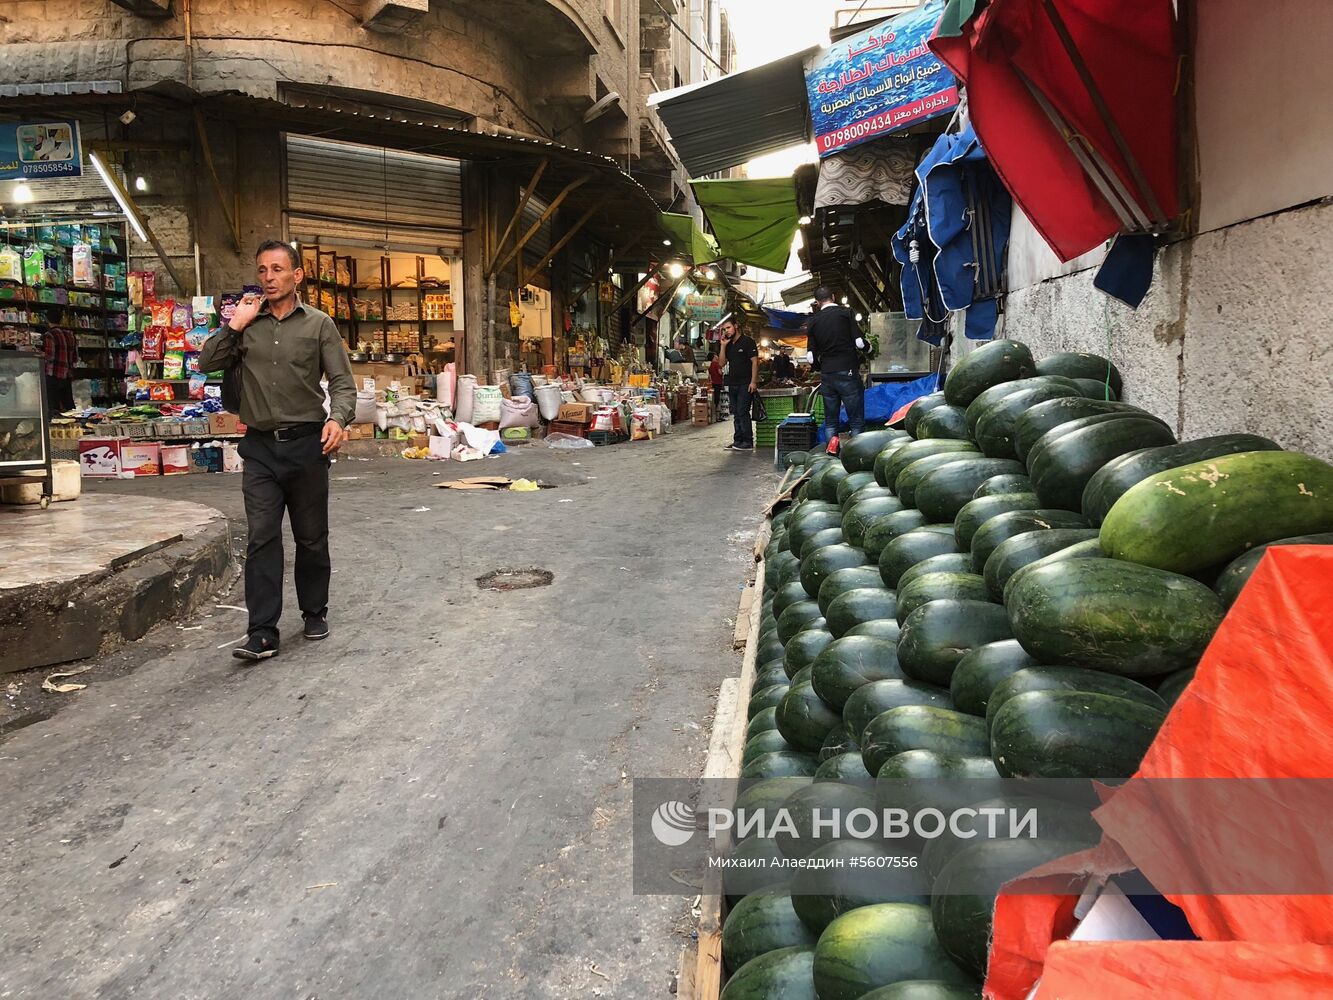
[915,458,1029,523]
[896,553,977,593]
[846,484,898,511]
[1213,532,1333,607]
[723,836,787,909]
[736,777,813,819]
[972,384,1084,458]
[800,527,846,562]
[742,750,820,779]
[818,464,852,504]
[767,551,801,590]
[791,665,814,687]
[777,679,843,751]
[897,600,1013,686]
[1007,558,1222,675]
[880,526,961,588]
[791,841,931,935]
[786,510,844,561]
[844,497,909,548]
[963,376,1081,436]
[749,684,791,718]
[837,471,879,507]
[943,339,1036,406]
[826,588,899,639]
[858,982,983,1000]
[952,493,1042,550]
[723,889,819,973]
[1000,537,1104,606]
[811,636,907,712]
[1012,400,1147,464]
[755,666,791,693]
[969,509,1089,574]
[1155,667,1194,708]
[819,567,889,616]
[802,544,870,599]
[785,628,835,678]
[881,440,980,491]
[846,620,904,643]
[861,706,989,776]
[920,792,1101,882]
[903,392,948,438]
[820,723,860,761]
[986,665,1165,733]
[1029,416,1178,511]
[744,729,793,765]
[842,678,954,743]
[805,463,841,504]
[1035,351,1123,397]
[948,640,1038,717]
[719,946,816,1000]
[843,429,910,473]
[895,572,993,625]
[1071,377,1119,400]
[815,750,874,783]
[874,750,1000,820]
[973,473,1033,498]
[874,439,918,487]
[931,838,1088,979]
[897,454,990,510]
[774,780,876,860]
[774,580,815,620]
[982,527,1100,600]
[864,511,931,561]
[1100,451,1333,573]
[747,706,780,740]
[1082,433,1284,525]
[777,600,824,644]
[990,689,1166,779]
[915,405,972,440]
[759,625,790,661]
[812,903,975,1000]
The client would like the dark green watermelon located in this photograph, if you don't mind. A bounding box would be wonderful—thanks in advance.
[943,339,1037,406]
[896,553,977,593]
[844,496,909,548]
[741,750,820,779]
[948,640,1037,718]
[819,567,890,616]
[747,707,780,740]
[1012,397,1148,464]
[826,588,899,639]
[969,509,1089,574]
[1035,351,1123,397]
[774,780,876,860]
[903,393,948,438]
[880,440,980,491]
[776,680,843,752]
[785,628,835,678]
[1027,416,1177,511]
[819,723,860,761]
[837,471,879,507]
[811,636,907,711]
[791,841,931,936]
[723,888,819,973]
[895,572,993,625]
[842,678,953,743]
[914,405,971,440]
[813,904,975,1000]
[719,946,816,1000]
[971,383,1083,458]
[773,580,813,621]
[985,666,1167,733]
[864,510,932,561]
[843,430,910,473]
[897,600,1013,687]
[743,729,792,765]
[777,600,824,644]
[879,526,961,588]
[1155,667,1195,708]
[802,544,871,599]
[915,458,1028,523]
[799,527,846,562]
[845,620,903,643]
[982,527,1100,601]
[861,706,989,777]
[724,836,787,909]
[990,689,1167,779]
[952,493,1042,551]
[814,751,874,783]
[749,683,791,718]
[972,473,1033,498]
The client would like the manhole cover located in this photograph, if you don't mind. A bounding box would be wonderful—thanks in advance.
[477,568,554,592]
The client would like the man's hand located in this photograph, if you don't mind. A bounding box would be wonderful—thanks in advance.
[229,293,263,331]
[748,382,758,393]
[321,420,347,455]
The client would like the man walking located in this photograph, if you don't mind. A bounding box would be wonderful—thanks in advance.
[805,286,866,440]
[198,241,356,661]
[719,318,758,451]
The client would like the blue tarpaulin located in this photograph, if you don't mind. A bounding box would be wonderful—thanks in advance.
[816,372,940,441]
[763,307,813,332]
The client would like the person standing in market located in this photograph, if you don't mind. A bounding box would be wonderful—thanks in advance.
[197,241,356,661]
[805,286,866,440]
[770,347,796,382]
[707,350,724,422]
[41,325,76,412]
[719,318,758,451]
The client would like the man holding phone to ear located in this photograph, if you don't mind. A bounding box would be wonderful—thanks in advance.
[198,240,356,661]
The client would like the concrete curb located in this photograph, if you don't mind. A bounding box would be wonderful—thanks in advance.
[0,515,235,674]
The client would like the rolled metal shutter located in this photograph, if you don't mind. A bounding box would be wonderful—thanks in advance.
[285,134,463,252]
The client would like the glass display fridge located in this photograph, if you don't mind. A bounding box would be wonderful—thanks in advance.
[0,350,53,506]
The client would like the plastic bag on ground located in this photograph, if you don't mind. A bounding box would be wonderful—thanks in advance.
[546,433,594,449]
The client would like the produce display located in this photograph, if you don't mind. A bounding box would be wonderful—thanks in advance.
[727,339,1333,998]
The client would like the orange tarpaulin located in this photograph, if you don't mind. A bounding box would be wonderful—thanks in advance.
[985,546,1333,999]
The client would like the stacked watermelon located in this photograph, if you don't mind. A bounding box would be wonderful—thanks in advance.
[731,339,1333,998]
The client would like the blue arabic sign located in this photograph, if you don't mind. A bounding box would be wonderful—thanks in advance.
[0,121,82,180]
[805,0,958,158]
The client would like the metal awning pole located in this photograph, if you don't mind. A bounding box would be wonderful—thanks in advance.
[1039,0,1169,229]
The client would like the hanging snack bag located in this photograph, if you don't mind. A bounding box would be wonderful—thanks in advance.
[141,327,165,360]
[163,351,185,379]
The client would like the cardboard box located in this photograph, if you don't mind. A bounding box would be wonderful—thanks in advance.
[693,400,713,426]
[191,445,223,473]
[409,432,429,450]
[120,442,162,477]
[346,423,375,440]
[557,402,595,424]
[208,412,246,436]
[161,444,191,475]
[77,438,124,478]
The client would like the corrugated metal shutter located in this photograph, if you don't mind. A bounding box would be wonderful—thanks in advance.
[285,135,463,252]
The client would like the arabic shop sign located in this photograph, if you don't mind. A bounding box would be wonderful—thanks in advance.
[0,121,82,180]
[805,0,957,157]
[684,292,724,322]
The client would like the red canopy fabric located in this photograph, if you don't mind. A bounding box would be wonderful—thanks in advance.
[931,0,1179,262]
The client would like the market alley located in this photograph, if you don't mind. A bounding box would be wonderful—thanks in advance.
[0,424,774,999]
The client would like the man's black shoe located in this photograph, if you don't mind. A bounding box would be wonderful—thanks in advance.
[303,616,330,641]
[233,634,279,661]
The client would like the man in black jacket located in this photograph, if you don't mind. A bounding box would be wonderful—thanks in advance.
[805,286,866,439]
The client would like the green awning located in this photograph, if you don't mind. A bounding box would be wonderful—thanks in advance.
[691,177,801,274]
[658,212,721,264]
[935,0,980,39]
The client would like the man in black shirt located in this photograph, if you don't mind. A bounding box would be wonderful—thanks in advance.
[770,348,796,382]
[719,318,758,451]
[805,286,866,439]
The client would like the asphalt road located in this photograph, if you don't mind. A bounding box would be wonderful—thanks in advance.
[0,422,775,999]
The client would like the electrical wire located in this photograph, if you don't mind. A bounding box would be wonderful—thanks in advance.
[648,0,726,74]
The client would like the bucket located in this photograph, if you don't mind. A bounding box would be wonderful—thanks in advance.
[534,384,563,421]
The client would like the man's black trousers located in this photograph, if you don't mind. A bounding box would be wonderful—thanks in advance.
[239,430,330,641]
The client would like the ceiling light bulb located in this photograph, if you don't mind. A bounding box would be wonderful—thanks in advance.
[703,268,716,280]
[799,215,812,225]
[667,262,685,279]
[12,182,34,204]
[841,297,849,305]
[663,239,672,246]
[855,313,864,322]
[761,338,770,347]
[134,176,148,192]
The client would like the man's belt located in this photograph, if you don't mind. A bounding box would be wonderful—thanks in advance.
[248,422,324,442]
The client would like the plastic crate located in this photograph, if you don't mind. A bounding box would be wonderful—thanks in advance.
[774,417,818,469]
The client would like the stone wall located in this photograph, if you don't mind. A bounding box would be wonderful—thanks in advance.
[1000,199,1333,461]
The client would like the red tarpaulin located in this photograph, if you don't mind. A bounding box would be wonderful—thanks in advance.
[931,0,1180,262]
